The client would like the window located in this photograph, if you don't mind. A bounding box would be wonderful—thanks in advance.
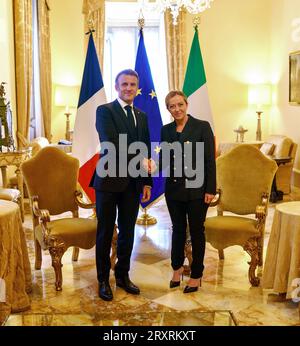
[104,1,169,124]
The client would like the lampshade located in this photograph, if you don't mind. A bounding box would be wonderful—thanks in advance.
[248,84,271,110]
[54,84,79,109]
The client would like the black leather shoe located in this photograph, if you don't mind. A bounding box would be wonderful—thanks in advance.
[116,276,140,295]
[98,281,113,301]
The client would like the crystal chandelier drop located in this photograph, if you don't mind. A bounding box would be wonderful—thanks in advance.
[139,0,214,25]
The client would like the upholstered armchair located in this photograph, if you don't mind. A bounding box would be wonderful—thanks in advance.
[21,146,117,291]
[260,135,297,194]
[204,145,277,286]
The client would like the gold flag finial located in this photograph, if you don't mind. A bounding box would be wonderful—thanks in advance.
[86,10,95,35]
[138,9,145,30]
[193,16,201,28]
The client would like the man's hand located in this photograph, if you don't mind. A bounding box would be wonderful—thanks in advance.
[142,158,157,174]
[204,193,215,204]
[141,186,151,203]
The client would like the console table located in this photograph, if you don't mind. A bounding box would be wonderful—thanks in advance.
[0,148,32,221]
[217,141,263,156]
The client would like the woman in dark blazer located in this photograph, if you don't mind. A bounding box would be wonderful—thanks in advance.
[161,91,216,293]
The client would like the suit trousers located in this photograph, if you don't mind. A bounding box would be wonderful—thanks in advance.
[166,197,209,279]
[95,179,140,282]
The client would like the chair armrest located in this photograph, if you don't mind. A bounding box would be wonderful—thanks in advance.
[31,195,50,222]
[31,196,52,244]
[75,190,96,209]
[209,188,221,207]
[255,192,269,220]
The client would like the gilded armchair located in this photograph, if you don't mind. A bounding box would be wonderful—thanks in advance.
[260,135,297,194]
[21,146,117,291]
[204,145,277,286]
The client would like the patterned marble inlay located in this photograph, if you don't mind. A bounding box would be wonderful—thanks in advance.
[2,188,300,326]
[4,310,236,326]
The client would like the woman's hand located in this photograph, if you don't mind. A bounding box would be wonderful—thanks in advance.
[204,193,215,204]
[141,186,152,202]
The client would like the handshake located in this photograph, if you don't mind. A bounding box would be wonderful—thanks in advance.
[142,158,157,174]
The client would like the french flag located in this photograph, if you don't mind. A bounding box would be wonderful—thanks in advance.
[72,33,106,202]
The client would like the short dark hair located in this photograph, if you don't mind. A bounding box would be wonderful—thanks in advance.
[165,90,188,109]
[115,69,139,85]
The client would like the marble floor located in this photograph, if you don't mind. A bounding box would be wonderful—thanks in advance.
[3,189,300,326]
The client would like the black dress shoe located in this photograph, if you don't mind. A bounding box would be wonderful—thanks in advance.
[116,276,140,295]
[99,281,113,301]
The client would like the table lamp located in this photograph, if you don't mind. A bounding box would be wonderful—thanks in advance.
[54,84,79,141]
[248,84,271,141]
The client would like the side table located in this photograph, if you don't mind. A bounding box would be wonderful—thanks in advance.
[0,148,32,221]
[49,143,72,154]
[0,200,32,325]
[262,201,300,300]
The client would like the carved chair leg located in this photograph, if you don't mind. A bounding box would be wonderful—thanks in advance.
[49,245,65,291]
[184,240,192,276]
[218,249,224,260]
[72,247,79,261]
[34,236,42,270]
[110,225,118,271]
[244,238,260,287]
[258,237,264,267]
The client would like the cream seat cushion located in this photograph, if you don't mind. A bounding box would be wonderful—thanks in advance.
[36,217,97,250]
[0,188,21,201]
[205,216,259,249]
[268,135,293,157]
[260,142,275,155]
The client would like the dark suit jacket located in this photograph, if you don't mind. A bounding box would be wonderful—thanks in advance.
[160,115,216,201]
[90,99,153,193]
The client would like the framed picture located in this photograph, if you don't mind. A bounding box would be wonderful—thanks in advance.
[289,50,300,105]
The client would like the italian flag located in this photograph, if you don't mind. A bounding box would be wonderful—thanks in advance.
[183,26,214,131]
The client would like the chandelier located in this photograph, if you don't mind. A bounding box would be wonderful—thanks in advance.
[139,0,214,25]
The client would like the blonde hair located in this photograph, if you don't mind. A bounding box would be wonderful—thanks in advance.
[165,90,188,109]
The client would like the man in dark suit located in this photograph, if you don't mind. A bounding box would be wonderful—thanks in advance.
[91,69,152,301]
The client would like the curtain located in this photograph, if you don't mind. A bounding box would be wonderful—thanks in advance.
[164,10,187,91]
[13,0,33,149]
[37,0,52,141]
[82,0,105,70]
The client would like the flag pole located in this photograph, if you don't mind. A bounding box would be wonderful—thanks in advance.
[75,13,96,209]
[135,11,157,226]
